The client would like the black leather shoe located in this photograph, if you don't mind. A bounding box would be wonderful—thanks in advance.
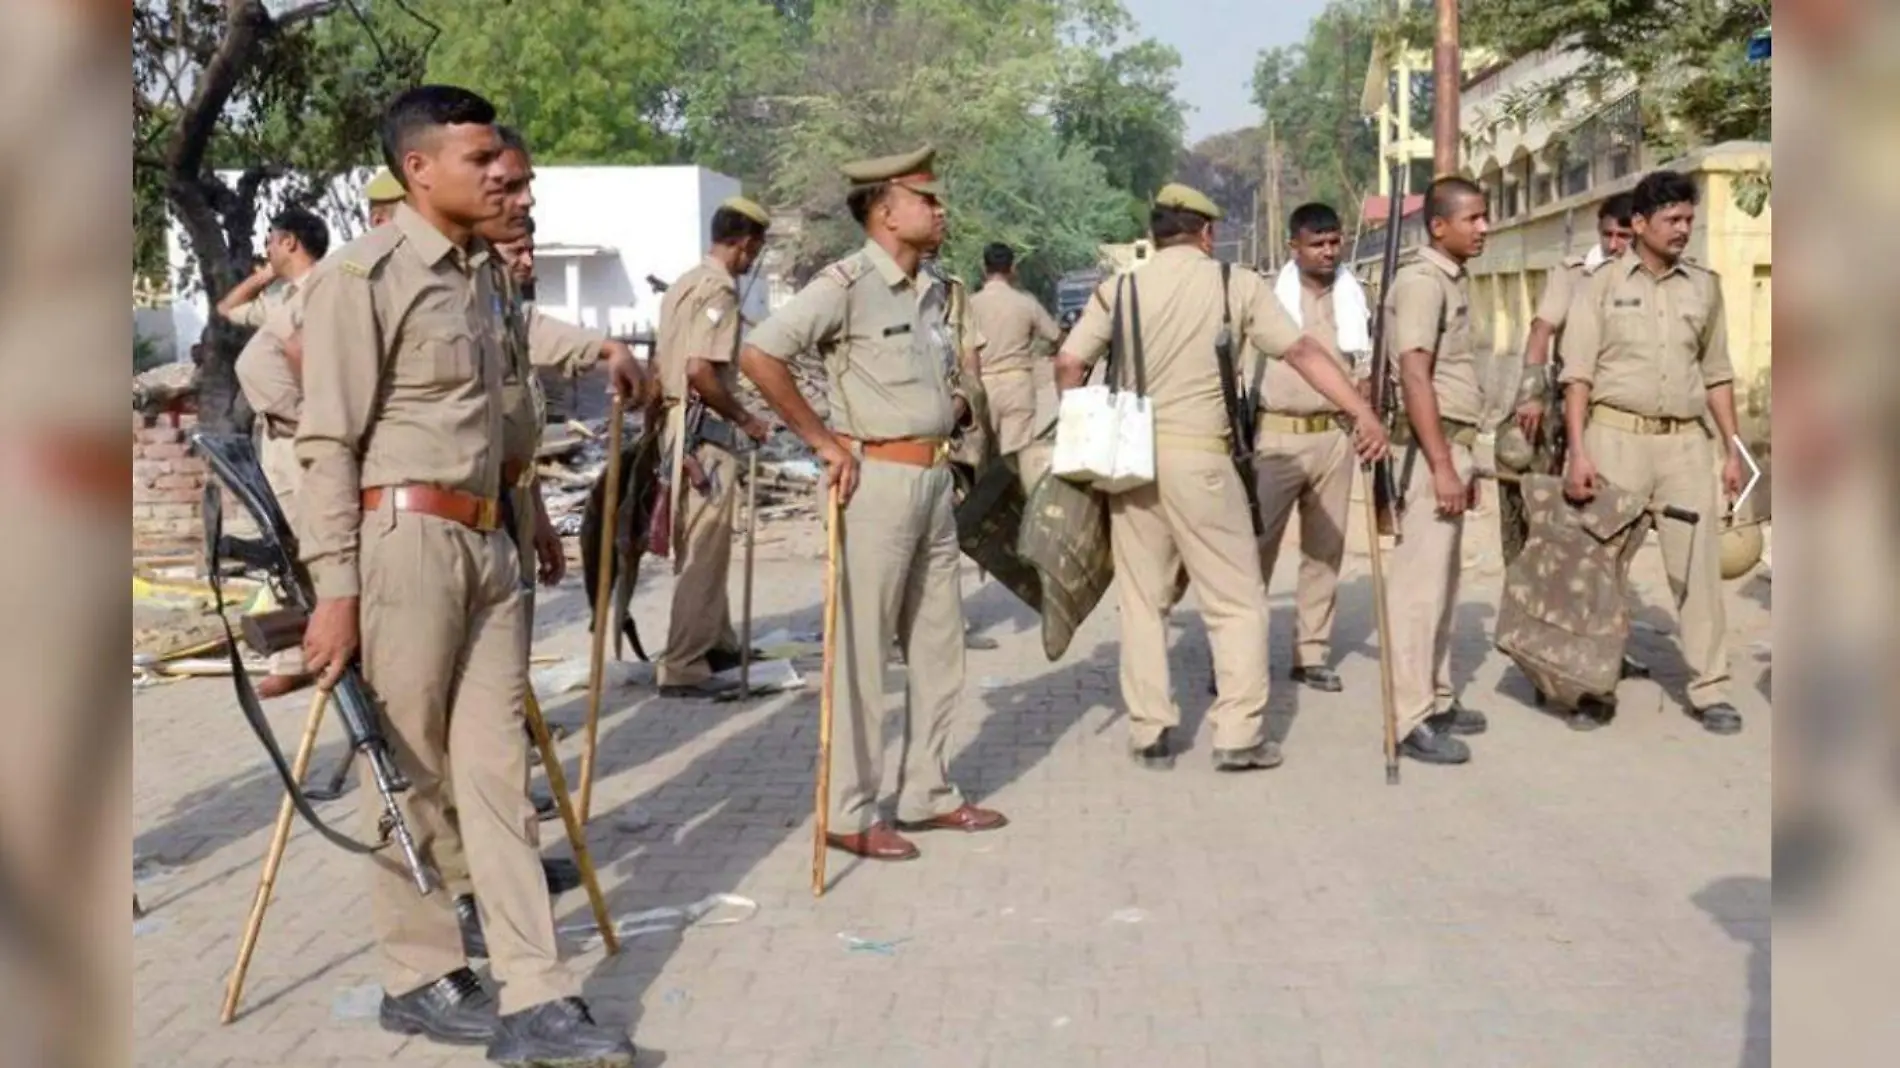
[1400,724,1471,765]
[704,647,768,675]
[531,788,558,822]
[380,967,499,1046]
[456,894,487,960]
[1696,703,1743,735]
[1427,700,1488,736]
[1131,729,1175,771]
[541,858,582,896]
[1212,740,1284,771]
[1289,665,1343,693]
[485,997,635,1067]
[1621,654,1650,679]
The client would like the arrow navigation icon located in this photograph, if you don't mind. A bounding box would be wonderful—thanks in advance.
[1731,434,1763,517]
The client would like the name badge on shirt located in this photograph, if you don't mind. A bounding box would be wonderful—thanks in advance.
[881,323,912,338]
[1612,298,1644,309]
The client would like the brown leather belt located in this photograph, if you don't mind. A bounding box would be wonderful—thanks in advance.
[1393,418,1479,449]
[1590,404,1704,435]
[837,434,949,468]
[362,485,502,532]
[1256,411,1342,436]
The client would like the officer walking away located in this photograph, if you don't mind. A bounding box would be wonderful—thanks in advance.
[230,207,330,699]
[655,195,773,698]
[968,242,1062,461]
[1382,177,1493,766]
[739,146,1006,862]
[1501,193,1633,564]
[1558,169,1747,735]
[295,85,635,1066]
[1054,184,1387,772]
[217,206,328,330]
[1255,202,1372,695]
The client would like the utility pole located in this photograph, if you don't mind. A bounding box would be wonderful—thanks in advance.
[1263,119,1282,271]
[1432,0,1461,177]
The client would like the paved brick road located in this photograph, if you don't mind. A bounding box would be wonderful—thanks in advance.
[134,485,1770,1068]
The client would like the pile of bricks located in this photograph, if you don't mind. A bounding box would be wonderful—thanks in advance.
[133,413,206,557]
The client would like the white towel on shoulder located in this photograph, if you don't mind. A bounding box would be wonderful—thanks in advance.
[1273,262,1373,362]
[1584,242,1609,270]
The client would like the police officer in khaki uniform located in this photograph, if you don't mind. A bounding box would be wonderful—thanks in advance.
[1502,193,1634,564]
[366,166,406,228]
[437,123,648,962]
[740,146,1005,862]
[654,196,772,697]
[1254,202,1369,694]
[1558,169,1746,735]
[1382,177,1493,766]
[1055,184,1387,771]
[968,242,1061,459]
[229,210,330,698]
[295,86,635,1066]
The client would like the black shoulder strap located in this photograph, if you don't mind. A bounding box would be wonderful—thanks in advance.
[1212,261,1249,441]
[1126,275,1147,395]
[1102,276,1125,389]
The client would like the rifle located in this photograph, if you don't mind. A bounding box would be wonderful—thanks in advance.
[191,432,436,897]
[1365,164,1409,537]
[1212,262,1265,537]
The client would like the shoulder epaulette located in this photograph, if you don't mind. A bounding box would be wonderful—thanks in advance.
[337,224,402,278]
[1579,257,1610,277]
[1562,254,1587,269]
[820,254,872,288]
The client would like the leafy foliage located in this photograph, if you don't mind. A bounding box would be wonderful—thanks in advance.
[1249,0,1384,227]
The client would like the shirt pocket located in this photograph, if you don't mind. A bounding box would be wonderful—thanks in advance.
[1604,305,1649,346]
[400,316,481,391]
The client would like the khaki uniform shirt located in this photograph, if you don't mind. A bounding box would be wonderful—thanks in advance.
[968,279,1059,375]
[656,257,742,404]
[1557,251,1734,420]
[235,280,315,501]
[748,240,967,441]
[294,203,510,599]
[495,269,604,470]
[225,273,308,330]
[1259,281,1354,416]
[1064,245,1306,442]
[1383,246,1486,425]
[1533,254,1589,331]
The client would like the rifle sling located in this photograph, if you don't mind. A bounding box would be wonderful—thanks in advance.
[201,481,383,859]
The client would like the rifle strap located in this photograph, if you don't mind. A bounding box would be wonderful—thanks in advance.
[201,481,382,858]
[1212,263,1249,449]
[1394,284,1451,509]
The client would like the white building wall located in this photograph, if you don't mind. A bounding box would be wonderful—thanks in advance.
[161,164,758,362]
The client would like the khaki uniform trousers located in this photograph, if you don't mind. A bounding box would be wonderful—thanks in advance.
[258,428,306,677]
[1388,442,1475,737]
[981,369,1039,457]
[828,458,969,831]
[1108,447,1271,751]
[1583,421,1730,708]
[358,499,573,1014]
[659,441,742,687]
[1252,425,1354,670]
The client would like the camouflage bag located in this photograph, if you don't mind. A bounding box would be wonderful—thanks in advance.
[1017,466,1114,661]
[1494,473,1653,709]
[953,455,1042,616]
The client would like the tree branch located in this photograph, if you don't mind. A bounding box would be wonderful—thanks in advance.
[273,0,344,30]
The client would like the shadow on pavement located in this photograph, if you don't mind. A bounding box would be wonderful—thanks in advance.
[1691,875,1770,1068]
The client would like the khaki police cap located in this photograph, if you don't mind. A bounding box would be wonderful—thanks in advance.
[720,195,771,228]
[364,168,405,204]
[1153,182,1222,220]
[841,146,944,198]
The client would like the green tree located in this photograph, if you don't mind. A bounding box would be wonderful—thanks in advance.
[1250,0,1382,228]
[1053,37,1187,206]
[134,0,432,431]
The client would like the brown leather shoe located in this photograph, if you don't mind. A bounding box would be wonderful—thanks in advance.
[824,823,919,861]
[895,804,1009,834]
[256,673,313,699]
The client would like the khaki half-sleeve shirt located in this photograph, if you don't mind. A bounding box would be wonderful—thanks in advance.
[234,284,309,435]
[747,240,960,440]
[1256,281,1353,416]
[656,258,741,403]
[1065,248,1306,442]
[293,203,510,599]
[1533,255,1587,329]
[968,280,1059,376]
[1382,246,1486,425]
[223,275,304,330]
[1557,252,1734,420]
